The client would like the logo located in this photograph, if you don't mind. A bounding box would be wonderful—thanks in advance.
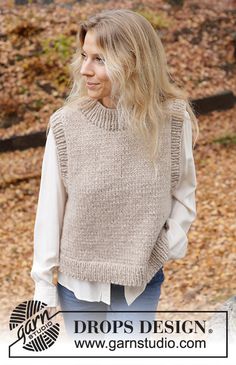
[9,300,60,352]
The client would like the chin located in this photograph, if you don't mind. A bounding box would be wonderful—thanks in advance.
[87,90,100,95]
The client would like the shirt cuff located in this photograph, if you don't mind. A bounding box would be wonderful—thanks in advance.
[166,218,188,260]
[33,283,59,307]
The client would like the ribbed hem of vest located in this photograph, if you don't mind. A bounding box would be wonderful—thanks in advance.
[58,231,169,287]
[77,96,127,132]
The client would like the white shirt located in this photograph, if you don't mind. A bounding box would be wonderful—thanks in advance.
[31,110,197,307]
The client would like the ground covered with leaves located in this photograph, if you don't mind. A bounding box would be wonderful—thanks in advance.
[0,0,236,332]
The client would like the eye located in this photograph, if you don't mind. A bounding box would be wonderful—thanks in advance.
[81,53,105,64]
[96,57,105,64]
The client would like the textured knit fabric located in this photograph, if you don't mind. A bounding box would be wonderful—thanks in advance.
[47,96,186,286]
[31,110,197,308]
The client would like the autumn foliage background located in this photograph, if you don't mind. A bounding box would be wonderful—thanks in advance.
[0,0,236,334]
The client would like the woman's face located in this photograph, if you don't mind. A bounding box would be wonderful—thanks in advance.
[80,30,116,109]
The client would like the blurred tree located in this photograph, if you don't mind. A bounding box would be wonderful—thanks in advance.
[15,0,54,4]
[15,0,29,4]
[167,0,184,6]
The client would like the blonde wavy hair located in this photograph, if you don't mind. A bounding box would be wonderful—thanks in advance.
[63,8,199,171]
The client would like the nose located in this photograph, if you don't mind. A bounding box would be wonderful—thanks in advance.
[80,59,95,76]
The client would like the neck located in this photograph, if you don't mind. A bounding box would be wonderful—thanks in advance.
[99,97,117,110]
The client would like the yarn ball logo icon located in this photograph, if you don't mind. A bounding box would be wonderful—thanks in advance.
[9,300,60,352]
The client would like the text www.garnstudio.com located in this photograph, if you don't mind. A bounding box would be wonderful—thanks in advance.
[73,337,206,351]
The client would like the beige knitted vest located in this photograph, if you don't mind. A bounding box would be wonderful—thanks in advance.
[47,96,186,286]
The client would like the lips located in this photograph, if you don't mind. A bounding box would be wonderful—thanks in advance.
[87,82,99,85]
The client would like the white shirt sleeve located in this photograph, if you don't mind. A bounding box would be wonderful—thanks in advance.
[30,128,67,307]
[166,109,197,260]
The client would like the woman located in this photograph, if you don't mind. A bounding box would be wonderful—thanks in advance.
[31,9,199,341]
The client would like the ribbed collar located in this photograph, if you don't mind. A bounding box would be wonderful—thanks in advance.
[77,96,127,132]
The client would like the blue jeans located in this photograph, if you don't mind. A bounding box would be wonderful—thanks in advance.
[57,267,165,340]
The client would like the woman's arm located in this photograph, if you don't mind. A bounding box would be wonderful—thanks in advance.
[166,109,197,260]
[30,128,67,306]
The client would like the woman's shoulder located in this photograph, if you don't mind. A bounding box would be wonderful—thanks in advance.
[50,97,90,122]
[163,98,187,125]
[163,98,187,110]
[49,103,79,128]
[49,105,70,121]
